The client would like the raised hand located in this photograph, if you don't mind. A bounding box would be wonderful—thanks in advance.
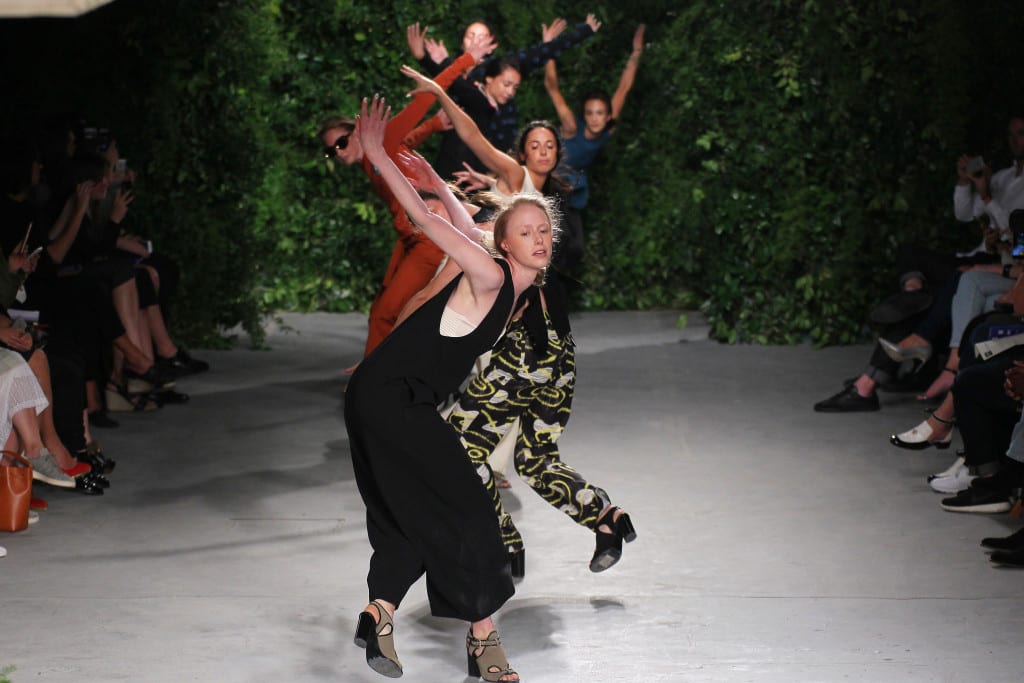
[75,180,95,210]
[110,187,134,223]
[424,37,449,64]
[972,162,993,197]
[452,163,494,192]
[463,32,496,63]
[356,95,391,163]
[542,17,567,43]
[401,65,442,98]
[396,149,443,192]
[7,251,28,274]
[585,13,602,33]
[956,154,971,184]
[406,23,428,60]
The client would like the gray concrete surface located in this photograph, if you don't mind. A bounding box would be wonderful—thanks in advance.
[1,310,1022,682]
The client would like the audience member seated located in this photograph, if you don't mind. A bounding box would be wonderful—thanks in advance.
[815,124,1024,413]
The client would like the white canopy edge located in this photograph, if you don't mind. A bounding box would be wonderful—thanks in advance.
[0,0,115,17]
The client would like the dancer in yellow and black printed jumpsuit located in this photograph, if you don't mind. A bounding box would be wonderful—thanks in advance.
[446,283,636,576]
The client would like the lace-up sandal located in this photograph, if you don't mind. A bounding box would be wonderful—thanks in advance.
[466,629,518,682]
[589,506,637,573]
[354,601,402,678]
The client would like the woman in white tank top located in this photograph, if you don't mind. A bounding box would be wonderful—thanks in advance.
[402,65,565,202]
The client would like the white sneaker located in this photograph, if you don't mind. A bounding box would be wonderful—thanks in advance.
[0,546,6,557]
[929,462,976,493]
[28,510,39,525]
[928,455,964,483]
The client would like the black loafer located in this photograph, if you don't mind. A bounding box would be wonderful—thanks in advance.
[813,385,880,413]
[990,548,1024,567]
[74,475,105,495]
[981,527,1024,551]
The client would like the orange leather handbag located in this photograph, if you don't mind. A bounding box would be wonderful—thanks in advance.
[0,450,33,532]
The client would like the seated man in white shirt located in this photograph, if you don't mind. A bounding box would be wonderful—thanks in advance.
[955,115,1024,239]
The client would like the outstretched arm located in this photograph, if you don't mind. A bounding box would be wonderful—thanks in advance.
[401,65,524,191]
[469,15,598,81]
[390,33,497,141]
[610,24,645,120]
[395,149,481,242]
[544,59,577,137]
[357,96,501,289]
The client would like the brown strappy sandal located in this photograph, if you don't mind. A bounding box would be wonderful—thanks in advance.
[354,600,402,678]
[466,629,519,682]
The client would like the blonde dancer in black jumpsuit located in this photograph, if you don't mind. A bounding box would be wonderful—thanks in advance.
[345,95,553,682]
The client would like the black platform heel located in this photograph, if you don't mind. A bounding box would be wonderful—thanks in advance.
[589,506,637,573]
[508,549,525,579]
[354,601,402,678]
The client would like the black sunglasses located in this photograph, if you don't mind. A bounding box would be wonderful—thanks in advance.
[322,134,350,159]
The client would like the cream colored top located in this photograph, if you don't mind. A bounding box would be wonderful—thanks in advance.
[439,305,477,337]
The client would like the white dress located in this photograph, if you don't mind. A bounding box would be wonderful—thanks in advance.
[0,349,48,451]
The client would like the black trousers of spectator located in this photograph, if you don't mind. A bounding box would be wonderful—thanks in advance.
[29,273,126,383]
[953,316,1024,471]
[45,334,87,453]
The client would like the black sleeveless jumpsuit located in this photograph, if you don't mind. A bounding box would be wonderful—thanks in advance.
[344,259,515,621]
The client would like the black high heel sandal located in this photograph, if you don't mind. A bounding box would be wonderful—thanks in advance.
[589,506,637,573]
[354,601,402,678]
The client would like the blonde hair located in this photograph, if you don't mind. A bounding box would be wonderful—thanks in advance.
[491,194,561,285]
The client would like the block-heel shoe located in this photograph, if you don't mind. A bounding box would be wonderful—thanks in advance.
[354,601,402,678]
[466,629,518,682]
[589,506,637,573]
[509,549,525,579]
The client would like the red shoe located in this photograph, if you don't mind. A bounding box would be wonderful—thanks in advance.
[30,497,48,511]
[61,461,92,478]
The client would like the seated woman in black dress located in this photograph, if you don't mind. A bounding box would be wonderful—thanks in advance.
[345,95,556,682]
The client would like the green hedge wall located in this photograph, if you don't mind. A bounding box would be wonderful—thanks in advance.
[1,0,1022,345]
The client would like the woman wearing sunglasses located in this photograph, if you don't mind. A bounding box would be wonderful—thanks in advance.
[317,33,494,360]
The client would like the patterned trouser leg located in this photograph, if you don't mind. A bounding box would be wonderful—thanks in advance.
[447,315,610,553]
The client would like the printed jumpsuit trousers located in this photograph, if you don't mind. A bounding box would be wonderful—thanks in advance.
[446,312,611,552]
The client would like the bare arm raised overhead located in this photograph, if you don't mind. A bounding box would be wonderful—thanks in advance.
[401,65,526,195]
[610,24,645,120]
[356,96,504,301]
[395,150,484,243]
[544,59,577,138]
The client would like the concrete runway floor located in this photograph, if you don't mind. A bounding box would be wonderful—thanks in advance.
[1,310,1022,682]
